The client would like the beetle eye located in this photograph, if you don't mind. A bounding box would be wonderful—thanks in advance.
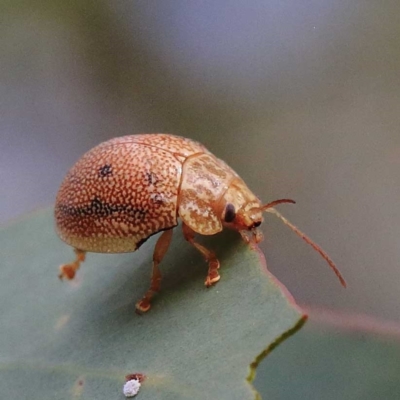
[224,203,236,223]
[253,221,261,228]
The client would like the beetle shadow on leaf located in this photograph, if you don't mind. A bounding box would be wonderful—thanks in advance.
[76,226,243,329]
[162,228,242,291]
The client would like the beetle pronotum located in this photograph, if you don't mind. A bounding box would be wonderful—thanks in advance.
[55,133,345,312]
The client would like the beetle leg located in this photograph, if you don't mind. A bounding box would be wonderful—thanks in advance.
[182,223,220,287]
[59,248,86,280]
[136,229,173,313]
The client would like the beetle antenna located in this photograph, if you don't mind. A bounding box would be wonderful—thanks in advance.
[250,198,296,214]
[261,198,296,210]
[266,207,347,288]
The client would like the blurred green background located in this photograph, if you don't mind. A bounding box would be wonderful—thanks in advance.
[1,0,400,332]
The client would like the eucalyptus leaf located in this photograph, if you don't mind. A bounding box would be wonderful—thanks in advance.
[256,319,400,399]
[0,209,305,399]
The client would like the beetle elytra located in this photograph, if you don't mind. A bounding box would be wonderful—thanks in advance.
[55,133,345,312]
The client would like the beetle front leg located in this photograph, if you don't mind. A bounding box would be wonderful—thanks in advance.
[59,248,86,280]
[136,229,173,313]
[182,223,220,287]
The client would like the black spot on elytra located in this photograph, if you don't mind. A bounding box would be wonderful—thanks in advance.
[98,164,113,178]
[145,172,159,185]
[57,197,146,220]
[151,194,164,205]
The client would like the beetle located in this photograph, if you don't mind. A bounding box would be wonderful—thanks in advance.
[55,133,345,312]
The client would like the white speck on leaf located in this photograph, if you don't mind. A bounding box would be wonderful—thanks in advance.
[123,379,141,397]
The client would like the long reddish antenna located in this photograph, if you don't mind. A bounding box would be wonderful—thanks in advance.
[261,198,296,210]
[250,199,296,215]
[266,207,347,288]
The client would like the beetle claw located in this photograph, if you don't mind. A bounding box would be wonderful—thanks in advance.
[205,277,220,287]
[135,299,151,314]
[58,249,85,281]
[59,264,77,280]
[205,272,220,287]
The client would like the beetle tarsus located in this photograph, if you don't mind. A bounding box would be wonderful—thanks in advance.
[135,299,152,314]
[135,286,158,313]
[58,249,86,280]
[59,263,78,280]
[205,260,221,287]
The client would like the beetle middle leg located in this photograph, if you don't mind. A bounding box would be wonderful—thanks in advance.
[59,248,86,280]
[182,223,220,287]
[136,229,173,313]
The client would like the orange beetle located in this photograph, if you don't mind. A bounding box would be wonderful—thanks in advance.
[55,133,345,312]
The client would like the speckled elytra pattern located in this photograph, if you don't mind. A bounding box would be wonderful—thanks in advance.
[55,134,207,253]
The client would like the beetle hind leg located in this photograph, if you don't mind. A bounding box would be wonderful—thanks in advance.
[136,229,173,313]
[182,223,220,287]
[59,248,86,280]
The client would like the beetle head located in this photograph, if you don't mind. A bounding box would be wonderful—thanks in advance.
[221,180,295,244]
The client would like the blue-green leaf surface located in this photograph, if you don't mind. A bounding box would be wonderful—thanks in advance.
[0,209,305,399]
[256,317,400,399]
